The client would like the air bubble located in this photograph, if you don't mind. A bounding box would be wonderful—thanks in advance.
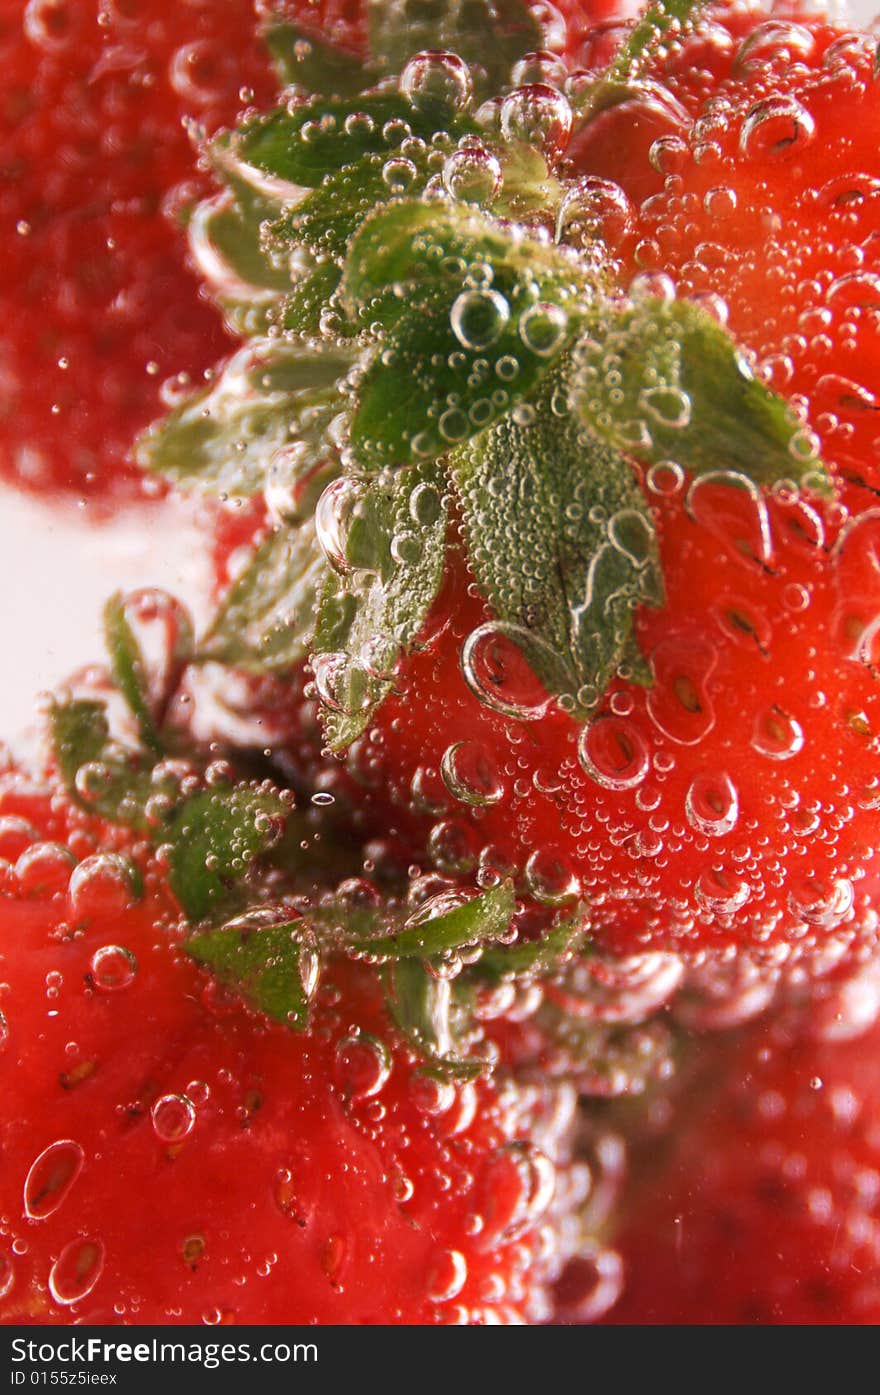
[518,302,568,357]
[460,623,552,720]
[400,50,472,113]
[334,1033,391,1100]
[739,95,815,161]
[450,288,510,351]
[24,1141,85,1220]
[151,1094,196,1145]
[500,84,572,160]
[579,716,649,791]
[685,772,739,837]
[88,945,138,993]
[442,146,502,204]
[48,1238,104,1307]
[69,854,141,918]
[440,742,504,807]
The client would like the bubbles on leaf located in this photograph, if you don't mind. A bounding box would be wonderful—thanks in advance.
[400,50,472,113]
[450,287,510,351]
[518,302,567,357]
[442,145,503,204]
[500,83,572,160]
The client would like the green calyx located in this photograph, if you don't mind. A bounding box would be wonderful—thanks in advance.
[138,0,831,753]
[49,590,591,1072]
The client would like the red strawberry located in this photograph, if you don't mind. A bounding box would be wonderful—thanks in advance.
[286,9,880,961]
[0,766,582,1324]
[0,0,277,504]
[600,977,880,1324]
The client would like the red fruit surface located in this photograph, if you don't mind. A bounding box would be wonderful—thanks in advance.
[603,990,880,1324]
[0,0,276,505]
[328,12,880,960]
[0,770,574,1325]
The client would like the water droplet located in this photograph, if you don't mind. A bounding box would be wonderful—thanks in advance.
[440,742,504,807]
[48,1238,104,1307]
[685,772,739,837]
[739,95,815,161]
[687,470,772,569]
[518,301,568,357]
[88,945,138,993]
[428,1249,468,1302]
[450,288,510,351]
[15,842,75,897]
[460,622,552,720]
[334,1033,391,1100]
[579,716,649,790]
[789,875,854,928]
[69,854,141,918]
[151,1094,196,1145]
[695,865,751,914]
[400,50,472,113]
[442,145,502,204]
[24,1141,85,1220]
[751,706,804,761]
[553,1246,624,1322]
[556,176,632,250]
[500,83,572,159]
[478,1142,556,1245]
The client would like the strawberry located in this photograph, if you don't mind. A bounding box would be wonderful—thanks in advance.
[0,742,590,1324]
[130,1,880,971]
[599,981,880,1324]
[0,0,276,503]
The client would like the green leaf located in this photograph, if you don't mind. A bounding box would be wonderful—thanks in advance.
[606,0,712,87]
[345,200,589,469]
[137,341,352,496]
[165,786,290,923]
[367,0,541,93]
[276,261,347,337]
[311,461,448,750]
[313,878,515,957]
[385,958,484,1078]
[201,522,329,673]
[571,294,830,491]
[263,23,369,97]
[365,879,514,957]
[187,914,317,1027]
[475,905,588,981]
[450,374,664,712]
[188,193,295,338]
[235,95,472,189]
[48,700,153,830]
